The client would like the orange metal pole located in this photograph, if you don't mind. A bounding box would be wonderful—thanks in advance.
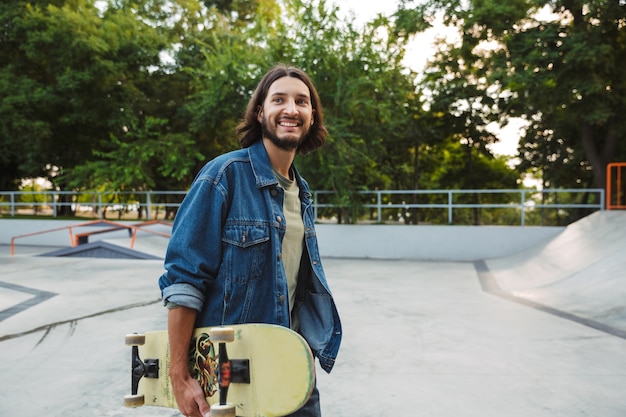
[607,163,612,210]
[615,162,624,207]
[130,226,137,249]
[606,162,626,210]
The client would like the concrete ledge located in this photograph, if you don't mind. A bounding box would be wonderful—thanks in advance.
[2,219,564,261]
[316,224,563,261]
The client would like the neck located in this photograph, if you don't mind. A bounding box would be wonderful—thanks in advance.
[262,138,296,178]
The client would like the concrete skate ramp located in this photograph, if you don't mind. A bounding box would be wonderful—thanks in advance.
[40,241,162,260]
[3,215,626,416]
[485,211,626,333]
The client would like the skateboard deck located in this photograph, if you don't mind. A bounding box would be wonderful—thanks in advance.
[124,323,315,417]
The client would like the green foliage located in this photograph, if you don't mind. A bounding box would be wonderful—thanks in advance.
[69,116,203,191]
[399,0,626,190]
[0,0,525,223]
[0,0,166,191]
[278,0,436,218]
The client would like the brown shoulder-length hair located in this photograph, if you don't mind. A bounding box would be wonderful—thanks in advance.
[236,64,328,155]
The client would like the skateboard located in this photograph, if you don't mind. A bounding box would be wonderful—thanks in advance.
[124,323,315,417]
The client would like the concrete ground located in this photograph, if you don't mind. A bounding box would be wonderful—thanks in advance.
[1,212,625,417]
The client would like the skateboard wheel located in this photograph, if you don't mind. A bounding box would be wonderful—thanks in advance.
[210,403,236,416]
[209,327,235,343]
[125,333,146,346]
[123,393,145,407]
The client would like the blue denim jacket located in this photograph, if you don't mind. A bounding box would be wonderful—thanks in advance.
[159,140,341,373]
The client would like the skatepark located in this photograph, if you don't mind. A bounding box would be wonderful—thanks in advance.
[1,210,625,416]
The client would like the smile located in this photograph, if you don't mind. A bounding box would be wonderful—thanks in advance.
[279,120,300,128]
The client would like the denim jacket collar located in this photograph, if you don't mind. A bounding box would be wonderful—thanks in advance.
[247,140,312,204]
[248,140,280,189]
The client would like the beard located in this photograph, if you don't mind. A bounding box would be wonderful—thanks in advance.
[261,116,308,151]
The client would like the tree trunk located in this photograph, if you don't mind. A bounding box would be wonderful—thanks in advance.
[580,118,618,190]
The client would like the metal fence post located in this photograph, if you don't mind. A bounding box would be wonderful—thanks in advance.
[521,190,525,226]
[52,192,57,218]
[146,192,152,221]
[98,193,103,219]
[448,191,453,224]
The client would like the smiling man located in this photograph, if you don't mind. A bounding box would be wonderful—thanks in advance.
[159,64,342,417]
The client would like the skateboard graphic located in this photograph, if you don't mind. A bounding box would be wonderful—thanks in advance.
[124,323,315,417]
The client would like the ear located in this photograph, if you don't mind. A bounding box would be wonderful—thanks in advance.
[310,109,315,126]
[256,105,263,123]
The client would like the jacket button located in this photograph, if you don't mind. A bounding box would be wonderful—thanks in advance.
[279,295,285,302]
[270,189,278,197]
[276,216,283,223]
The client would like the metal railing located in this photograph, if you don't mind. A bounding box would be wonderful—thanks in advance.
[312,188,605,226]
[0,190,187,220]
[8,219,172,256]
[0,188,605,226]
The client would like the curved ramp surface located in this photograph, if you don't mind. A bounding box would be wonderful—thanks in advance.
[485,211,626,333]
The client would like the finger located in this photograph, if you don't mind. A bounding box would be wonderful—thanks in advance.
[201,407,211,417]
[197,396,211,417]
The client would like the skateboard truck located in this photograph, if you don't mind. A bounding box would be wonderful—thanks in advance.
[124,333,156,407]
[217,352,251,387]
[131,346,159,387]
[209,327,239,417]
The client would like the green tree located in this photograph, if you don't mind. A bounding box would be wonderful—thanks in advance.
[396,0,626,190]
[266,0,430,221]
[0,0,166,199]
[0,0,526,225]
[56,0,231,199]
[181,0,282,164]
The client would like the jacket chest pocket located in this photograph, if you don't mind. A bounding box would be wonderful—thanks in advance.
[222,224,270,284]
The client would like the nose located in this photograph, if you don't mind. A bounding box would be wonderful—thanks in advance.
[283,98,298,115]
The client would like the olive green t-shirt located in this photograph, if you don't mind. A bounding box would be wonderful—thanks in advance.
[272,168,304,330]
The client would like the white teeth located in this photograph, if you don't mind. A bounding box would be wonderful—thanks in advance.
[280,122,298,127]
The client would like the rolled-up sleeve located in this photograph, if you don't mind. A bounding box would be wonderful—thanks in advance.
[161,282,205,311]
[158,170,228,313]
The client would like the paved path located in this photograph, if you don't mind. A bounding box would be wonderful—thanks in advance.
[1,212,625,416]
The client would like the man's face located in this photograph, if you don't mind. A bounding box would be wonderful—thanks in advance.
[257,76,314,151]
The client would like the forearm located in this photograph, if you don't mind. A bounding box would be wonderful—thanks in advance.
[167,306,211,417]
[168,306,197,379]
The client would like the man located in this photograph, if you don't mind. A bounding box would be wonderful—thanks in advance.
[158,64,342,417]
